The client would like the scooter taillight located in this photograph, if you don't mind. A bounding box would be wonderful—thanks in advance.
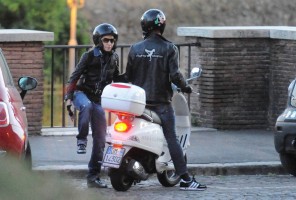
[114,121,131,132]
[113,114,134,133]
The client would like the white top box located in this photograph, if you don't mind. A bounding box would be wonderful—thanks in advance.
[101,83,146,116]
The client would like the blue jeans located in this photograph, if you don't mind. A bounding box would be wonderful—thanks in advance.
[147,103,188,176]
[73,91,106,178]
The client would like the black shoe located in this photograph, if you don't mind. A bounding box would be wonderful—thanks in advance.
[180,177,207,191]
[77,144,86,154]
[87,178,107,188]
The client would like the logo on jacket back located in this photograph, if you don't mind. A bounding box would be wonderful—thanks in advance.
[136,48,163,61]
[145,49,155,61]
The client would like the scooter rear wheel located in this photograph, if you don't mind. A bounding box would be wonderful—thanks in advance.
[109,168,134,191]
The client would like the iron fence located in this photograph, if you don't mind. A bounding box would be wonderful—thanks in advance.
[43,43,199,128]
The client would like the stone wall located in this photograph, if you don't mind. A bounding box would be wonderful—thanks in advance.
[178,27,296,130]
[0,30,53,134]
[2,27,296,132]
[269,39,296,129]
[199,38,270,129]
[0,42,44,134]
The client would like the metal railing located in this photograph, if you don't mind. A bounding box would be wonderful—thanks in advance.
[43,43,199,128]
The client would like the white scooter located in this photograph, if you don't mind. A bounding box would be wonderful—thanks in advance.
[101,67,202,191]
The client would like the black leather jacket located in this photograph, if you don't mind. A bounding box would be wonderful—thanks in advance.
[65,47,125,102]
[125,33,188,103]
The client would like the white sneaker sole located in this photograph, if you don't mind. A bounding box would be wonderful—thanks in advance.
[180,187,207,191]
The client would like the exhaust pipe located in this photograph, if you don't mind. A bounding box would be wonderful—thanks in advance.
[127,159,149,180]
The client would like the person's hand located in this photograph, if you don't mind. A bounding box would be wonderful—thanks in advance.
[181,85,193,94]
[66,99,72,106]
[66,99,75,122]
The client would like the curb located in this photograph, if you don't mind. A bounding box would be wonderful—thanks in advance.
[41,127,80,136]
[40,127,217,136]
[32,161,287,178]
[187,162,286,176]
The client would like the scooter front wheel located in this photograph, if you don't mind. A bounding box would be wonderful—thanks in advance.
[157,154,187,187]
[109,168,134,191]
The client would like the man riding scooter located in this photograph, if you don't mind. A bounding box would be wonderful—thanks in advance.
[124,8,207,191]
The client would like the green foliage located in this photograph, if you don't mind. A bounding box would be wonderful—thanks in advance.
[0,0,90,45]
[0,0,92,127]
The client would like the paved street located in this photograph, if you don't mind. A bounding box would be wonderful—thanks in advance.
[26,128,294,199]
[2,128,293,200]
[66,175,296,200]
[30,128,280,170]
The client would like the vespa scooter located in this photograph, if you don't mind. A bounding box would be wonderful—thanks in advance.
[101,67,202,191]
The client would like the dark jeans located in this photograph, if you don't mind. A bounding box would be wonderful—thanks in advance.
[73,91,106,178]
[147,103,188,176]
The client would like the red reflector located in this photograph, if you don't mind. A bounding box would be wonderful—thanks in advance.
[112,143,123,148]
[0,102,9,127]
[111,83,131,88]
[114,122,131,132]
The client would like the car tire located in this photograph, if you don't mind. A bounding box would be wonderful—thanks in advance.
[24,142,32,170]
[280,152,296,176]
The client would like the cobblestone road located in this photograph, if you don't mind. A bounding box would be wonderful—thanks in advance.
[67,174,296,200]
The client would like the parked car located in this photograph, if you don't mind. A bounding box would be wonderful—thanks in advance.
[0,48,37,168]
[274,78,296,176]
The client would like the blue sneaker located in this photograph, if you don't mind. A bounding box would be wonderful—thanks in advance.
[87,178,107,188]
[77,144,86,154]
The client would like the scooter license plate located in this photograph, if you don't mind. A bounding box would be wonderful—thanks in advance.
[103,145,125,168]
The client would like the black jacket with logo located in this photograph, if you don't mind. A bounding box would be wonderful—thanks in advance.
[65,47,125,102]
[125,33,188,103]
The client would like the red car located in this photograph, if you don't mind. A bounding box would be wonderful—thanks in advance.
[0,48,37,168]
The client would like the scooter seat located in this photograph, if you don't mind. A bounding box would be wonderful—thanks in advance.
[137,108,162,125]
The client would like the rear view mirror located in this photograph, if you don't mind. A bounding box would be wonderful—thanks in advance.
[190,67,202,78]
[187,67,202,83]
[18,77,38,91]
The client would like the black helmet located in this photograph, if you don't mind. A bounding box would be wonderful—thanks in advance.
[140,9,166,37]
[92,23,118,50]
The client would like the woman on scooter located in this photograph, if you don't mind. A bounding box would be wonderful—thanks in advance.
[125,9,207,191]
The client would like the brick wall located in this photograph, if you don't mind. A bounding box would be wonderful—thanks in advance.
[178,27,296,130]
[2,28,296,132]
[193,38,270,129]
[0,42,44,134]
[269,39,296,129]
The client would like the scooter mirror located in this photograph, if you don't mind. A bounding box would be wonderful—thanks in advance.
[186,67,202,83]
[190,67,202,78]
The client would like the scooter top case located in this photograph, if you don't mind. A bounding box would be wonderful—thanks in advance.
[101,82,146,116]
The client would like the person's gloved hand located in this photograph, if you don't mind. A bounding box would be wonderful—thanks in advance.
[181,85,193,94]
[66,99,75,122]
